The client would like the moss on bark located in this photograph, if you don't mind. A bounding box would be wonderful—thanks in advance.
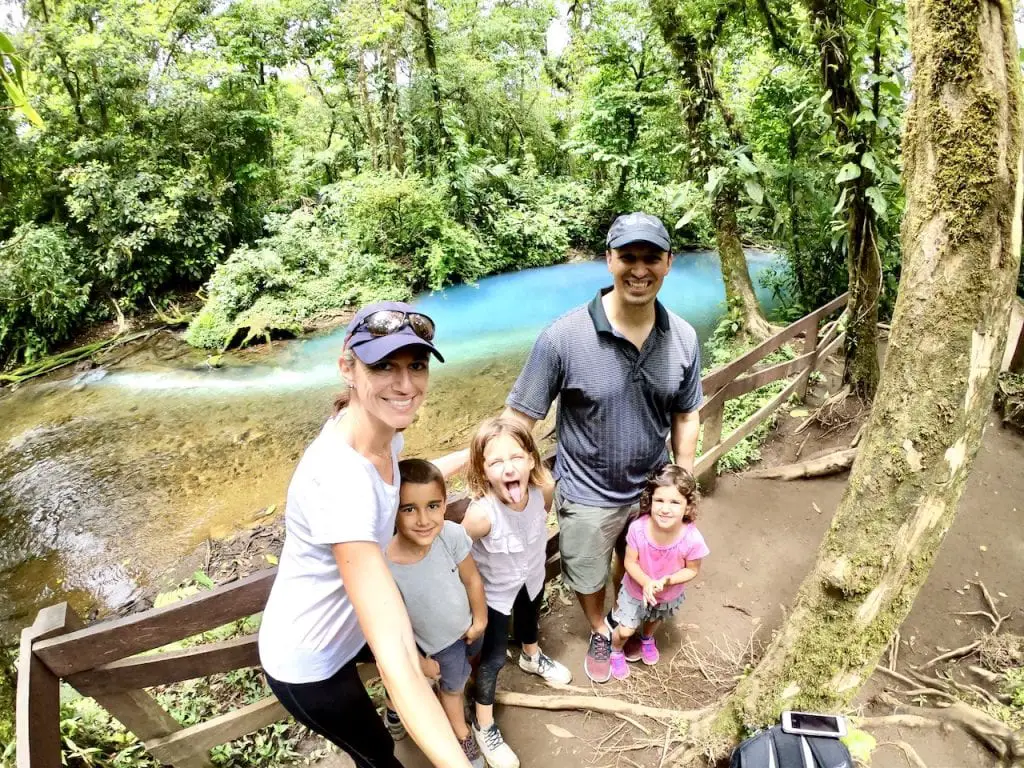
[715,0,1023,734]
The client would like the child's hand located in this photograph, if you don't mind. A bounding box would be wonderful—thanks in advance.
[465,619,487,644]
[643,578,667,607]
[420,656,441,681]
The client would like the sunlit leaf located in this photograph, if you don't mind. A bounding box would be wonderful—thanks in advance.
[744,178,764,205]
[835,163,861,184]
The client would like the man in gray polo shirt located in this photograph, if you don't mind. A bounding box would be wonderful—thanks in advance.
[502,212,702,683]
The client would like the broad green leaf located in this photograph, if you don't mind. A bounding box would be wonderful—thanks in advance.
[832,187,849,216]
[865,186,888,217]
[861,152,877,172]
[704,167,727,198]
[0,68,44,128]
[675,207,700,230]
[735,153,758,175]
[835,163,861,184]
[193,570,215,589]
[744,178,764,205]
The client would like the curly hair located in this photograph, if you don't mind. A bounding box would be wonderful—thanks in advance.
[466,416,552,499]
[638,464,699,523]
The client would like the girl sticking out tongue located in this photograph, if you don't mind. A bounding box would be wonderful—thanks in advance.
[460,417,573,768]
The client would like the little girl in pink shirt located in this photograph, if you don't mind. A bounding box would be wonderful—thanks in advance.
[608,464,709,680]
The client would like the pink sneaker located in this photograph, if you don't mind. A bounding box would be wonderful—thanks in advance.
[640,636,659,665]
[610,650,630,680]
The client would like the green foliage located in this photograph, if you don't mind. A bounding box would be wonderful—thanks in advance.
[63,160,232,301]
[0,644,14,751]
[1,0,915,362]
[0,224,90,364]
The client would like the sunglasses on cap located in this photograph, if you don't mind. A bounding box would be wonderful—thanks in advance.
[350,310,436,342]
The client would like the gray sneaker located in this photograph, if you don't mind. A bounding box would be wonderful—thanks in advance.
[460,732,486,768]
[473,720,520,768]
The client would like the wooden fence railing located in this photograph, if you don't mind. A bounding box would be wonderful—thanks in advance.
[16,293,848,768]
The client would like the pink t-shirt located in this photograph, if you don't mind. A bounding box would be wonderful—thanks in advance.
[622,516,710,604]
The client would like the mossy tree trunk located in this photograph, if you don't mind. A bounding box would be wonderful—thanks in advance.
[650,0,773,341]
[714,0,1022,733]
[805,0,881,400]
[715,183,775,339]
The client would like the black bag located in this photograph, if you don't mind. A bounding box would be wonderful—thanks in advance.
[730,725,852,768]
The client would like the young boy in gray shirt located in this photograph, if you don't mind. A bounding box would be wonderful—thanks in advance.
[386,459,488,768]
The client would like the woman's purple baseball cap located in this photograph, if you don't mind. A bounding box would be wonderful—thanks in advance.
[343,301,445,364]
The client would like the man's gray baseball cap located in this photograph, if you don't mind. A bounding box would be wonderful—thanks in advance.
[606,212,671,252]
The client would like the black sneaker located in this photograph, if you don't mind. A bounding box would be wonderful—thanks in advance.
[384,708,406,740]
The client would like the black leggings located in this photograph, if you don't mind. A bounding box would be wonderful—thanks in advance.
[474,585,543,706]
[266,647,402,768]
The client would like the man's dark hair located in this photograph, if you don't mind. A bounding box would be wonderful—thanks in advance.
[398,458,446,493]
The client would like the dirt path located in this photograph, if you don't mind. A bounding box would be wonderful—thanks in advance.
[314,412,1023,768]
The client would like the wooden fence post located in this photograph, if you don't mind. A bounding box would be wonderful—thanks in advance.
[697,401,724,492]
[795,315,820,401]
[16,605,73,768]
[24,603,214,768]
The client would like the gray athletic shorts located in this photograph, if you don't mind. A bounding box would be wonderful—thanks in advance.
[431,634,484,694]
[554,486,639,594]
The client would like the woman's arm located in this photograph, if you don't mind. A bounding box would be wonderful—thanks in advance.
[334,541,471,768]
[666,558,702,586]
[457,555,488,643]
[431,448,470,479]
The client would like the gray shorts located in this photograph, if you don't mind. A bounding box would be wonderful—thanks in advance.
[431,635,484,694]
[611,583,685,628]
[555,486,639,594]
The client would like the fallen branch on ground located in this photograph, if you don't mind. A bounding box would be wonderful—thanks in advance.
[743,448,857,480]
[0,329,160,385]
[493,691,707,722]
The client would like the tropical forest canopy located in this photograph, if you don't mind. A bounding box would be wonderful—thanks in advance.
[0,0,1018,364]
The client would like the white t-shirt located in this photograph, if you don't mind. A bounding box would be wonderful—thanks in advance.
[258,417,403,683]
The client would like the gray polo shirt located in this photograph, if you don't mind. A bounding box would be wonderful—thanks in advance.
[507,288,702,506]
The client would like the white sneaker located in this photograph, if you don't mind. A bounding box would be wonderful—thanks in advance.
[473,721,520,768]
[519,650,573,686]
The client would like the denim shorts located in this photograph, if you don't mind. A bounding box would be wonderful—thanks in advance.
[431,635,484,694]
[611,583,685,629]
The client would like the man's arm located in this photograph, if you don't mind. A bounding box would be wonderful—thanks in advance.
[671,410,701,473]
[501,406,538,433]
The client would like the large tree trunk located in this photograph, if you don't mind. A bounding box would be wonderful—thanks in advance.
[714,0,1022,733]
[650,0,773,341]
[714,184,774,340]
[409,0,449,173]
[805,0,881,400]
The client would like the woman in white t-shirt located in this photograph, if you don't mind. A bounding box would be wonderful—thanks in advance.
[259,300,472,768]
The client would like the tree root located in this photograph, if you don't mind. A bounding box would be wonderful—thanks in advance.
[879,740,929,768]
[493,691,707,722]
[858,702,1024,762]
[743,448,857,479]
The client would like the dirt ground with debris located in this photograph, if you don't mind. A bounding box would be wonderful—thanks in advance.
[201,376,1024,768]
